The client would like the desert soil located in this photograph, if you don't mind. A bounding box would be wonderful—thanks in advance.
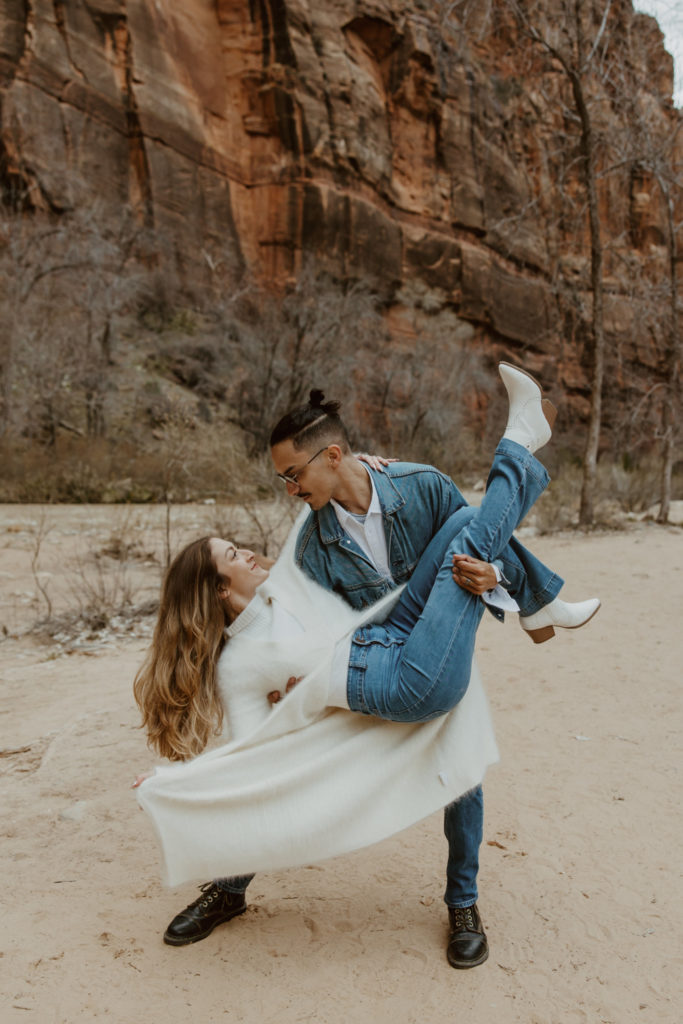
[1,504,681,1024]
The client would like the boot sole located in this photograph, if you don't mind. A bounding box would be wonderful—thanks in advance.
[163,904,246,946]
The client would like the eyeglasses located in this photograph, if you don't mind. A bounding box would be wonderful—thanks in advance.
[276,446,329,486]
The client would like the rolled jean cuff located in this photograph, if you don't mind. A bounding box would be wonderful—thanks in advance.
[445,897,478,909]
[517,573,563,617]
[214,874,253,893]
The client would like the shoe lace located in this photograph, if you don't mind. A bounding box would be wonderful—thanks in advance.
[188,882,223,910]
[451,906,475,931]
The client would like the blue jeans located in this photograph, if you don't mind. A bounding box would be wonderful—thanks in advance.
[346,440,549,722]
[495,536,562,617]
[444,787,483,907]
[216,874,254,894]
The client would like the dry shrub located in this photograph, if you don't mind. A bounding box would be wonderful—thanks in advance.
[530,454,683,534]
[96,508,158,563]
[65,553,137,630]
[0,438,153,503]
[29,528,160,649]
[0,421,260,505]
[600,458,665,514]
[530,463,583,534]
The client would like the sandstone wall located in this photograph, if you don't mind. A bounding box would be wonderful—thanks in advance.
[0,0,680,427]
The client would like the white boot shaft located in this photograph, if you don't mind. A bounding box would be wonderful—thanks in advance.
[499,363,555,454]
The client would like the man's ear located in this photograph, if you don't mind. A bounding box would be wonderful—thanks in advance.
[327,444,343,468]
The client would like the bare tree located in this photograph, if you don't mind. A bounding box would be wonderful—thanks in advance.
[604,19,682,520]
[0,192,145,445]
[655,164,682,521]
[502,0,619,524]
[436,0,682,519]
[217,265,385,453]
[0,200,86,440]
[30,511,54,620]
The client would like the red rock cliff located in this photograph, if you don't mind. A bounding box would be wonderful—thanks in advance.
[1,0,680,424]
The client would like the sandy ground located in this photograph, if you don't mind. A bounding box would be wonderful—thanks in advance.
[1,504,681,1024]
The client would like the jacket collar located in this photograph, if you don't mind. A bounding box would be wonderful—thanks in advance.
[315,467,406,545]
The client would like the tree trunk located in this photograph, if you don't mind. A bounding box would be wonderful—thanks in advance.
[571,65,605,527]
[506,0,611,525]
[657,182,680,523]
[658,400,674,523]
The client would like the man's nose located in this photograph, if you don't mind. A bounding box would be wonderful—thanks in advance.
[285,479,300,496]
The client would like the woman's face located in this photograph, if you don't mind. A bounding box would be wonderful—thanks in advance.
[209,538,269,616]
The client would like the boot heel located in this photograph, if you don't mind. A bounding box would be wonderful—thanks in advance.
[525,624,555,644]
[541,399,557,429]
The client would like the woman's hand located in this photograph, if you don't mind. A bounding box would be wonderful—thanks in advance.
[354,452,398,472]
[267,676,302,706]
[131,771,154,789]
[451,554,497,595]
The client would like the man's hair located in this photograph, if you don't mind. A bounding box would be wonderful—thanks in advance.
[269,389,351,452]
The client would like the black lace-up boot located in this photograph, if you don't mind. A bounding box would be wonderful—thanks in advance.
[163,882,247,946]
[446,903,489,968]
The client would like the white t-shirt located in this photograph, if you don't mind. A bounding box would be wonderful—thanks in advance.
[330,471,391,579]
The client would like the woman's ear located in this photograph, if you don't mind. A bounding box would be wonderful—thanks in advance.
[217,584,230,600]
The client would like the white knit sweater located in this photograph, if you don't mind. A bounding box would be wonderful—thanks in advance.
[136,519,499,887]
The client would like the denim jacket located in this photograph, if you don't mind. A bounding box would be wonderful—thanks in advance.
[294,462,471,611]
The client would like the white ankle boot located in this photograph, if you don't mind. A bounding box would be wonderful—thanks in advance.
[519,597,601,644]
[499,363,557,454]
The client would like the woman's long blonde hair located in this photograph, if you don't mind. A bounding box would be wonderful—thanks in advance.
[133,537,228,761]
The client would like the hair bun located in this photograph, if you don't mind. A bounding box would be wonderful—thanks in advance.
[308,389,325,408]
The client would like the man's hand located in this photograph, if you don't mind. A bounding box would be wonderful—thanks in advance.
[267,676,302,706]
[451,554,497,595]
[354,452,398,472]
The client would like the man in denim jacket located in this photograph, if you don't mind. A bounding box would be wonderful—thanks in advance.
[266,390,570,970]
[162,388,593,961]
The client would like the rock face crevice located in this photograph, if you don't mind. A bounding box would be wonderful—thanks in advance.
[254,0,297,68]
[0,0,31,203]
[52,0,85,80]
[0,0,30,85]
[107,7,153,226]
[0,0,679,418]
